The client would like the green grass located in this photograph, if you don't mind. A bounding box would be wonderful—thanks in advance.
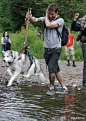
[0,23,83,61]
[59,30,83,61]
[0,23,44,58]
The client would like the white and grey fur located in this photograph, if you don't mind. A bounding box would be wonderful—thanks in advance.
[2,50,46,86]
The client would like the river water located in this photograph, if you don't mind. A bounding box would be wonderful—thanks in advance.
[0,82,86,121]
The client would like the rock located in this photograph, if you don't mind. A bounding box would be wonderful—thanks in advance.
[72,84,77,88]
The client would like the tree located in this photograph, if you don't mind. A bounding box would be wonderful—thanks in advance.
[0,0,86,32]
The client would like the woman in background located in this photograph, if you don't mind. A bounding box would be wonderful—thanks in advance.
[1,31,11,67]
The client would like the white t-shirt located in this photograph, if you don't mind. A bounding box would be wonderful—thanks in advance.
[41,16,64,49]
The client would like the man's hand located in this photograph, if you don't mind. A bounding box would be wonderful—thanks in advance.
[74,13,79,21]
[25,12,32,20]
[46,10,48,17]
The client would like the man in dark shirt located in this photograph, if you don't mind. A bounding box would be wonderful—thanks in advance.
[71,13,86,88]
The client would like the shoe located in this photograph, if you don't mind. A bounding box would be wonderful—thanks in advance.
[83,83,86,88]
[73,64,76,67]
[55,88,68,94]
[67,63,70,66]
[46,88,55,96]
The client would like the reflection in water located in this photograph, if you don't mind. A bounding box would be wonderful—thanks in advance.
[0,82,86,121]
[64,89,75,120]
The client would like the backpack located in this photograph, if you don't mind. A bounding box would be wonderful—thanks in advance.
[55,16,69,46]
[4,42,11,51]
[43,16,69,46]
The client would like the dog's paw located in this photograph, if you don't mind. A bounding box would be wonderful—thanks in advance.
[22,75,27,78]
[22,75,31,78]
[7,83,12,87]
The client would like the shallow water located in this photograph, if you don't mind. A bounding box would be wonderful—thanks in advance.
[0,82,86,121]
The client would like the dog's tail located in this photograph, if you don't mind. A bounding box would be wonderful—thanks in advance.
[33,58,37,73]
[33,57,43,73]
[33,58,46,83]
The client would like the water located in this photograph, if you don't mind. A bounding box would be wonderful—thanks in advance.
[0,82,86,121]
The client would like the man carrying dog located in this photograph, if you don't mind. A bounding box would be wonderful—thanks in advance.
[71,13,86,88]
[26,4,68,95]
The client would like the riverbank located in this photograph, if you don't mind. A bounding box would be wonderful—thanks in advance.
[0,58,83,87]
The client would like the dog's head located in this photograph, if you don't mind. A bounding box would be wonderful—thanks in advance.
[2,50,14,63]
[2,50,17,63]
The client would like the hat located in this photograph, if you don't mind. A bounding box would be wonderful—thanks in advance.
[77,15,86,31]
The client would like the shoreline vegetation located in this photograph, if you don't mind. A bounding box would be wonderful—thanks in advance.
[0,23,83,61]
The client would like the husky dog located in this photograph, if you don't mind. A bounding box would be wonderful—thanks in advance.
[2,50,46,86]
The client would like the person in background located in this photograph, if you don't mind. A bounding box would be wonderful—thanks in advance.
[65,28,76,67]
[76,31,81,45]
[71,13,86,88]
[1,31,11,67]
[26,3,68,95]
[35,27,42,39]
[35,26,39,34]
[38,31,42,39]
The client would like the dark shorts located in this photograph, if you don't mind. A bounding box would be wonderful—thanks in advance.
[44,48,62,74]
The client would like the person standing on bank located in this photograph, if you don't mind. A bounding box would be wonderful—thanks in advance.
[65,28,76,67]
[1,31,11,67]
[71,13,86,88]
[26,4,68,95]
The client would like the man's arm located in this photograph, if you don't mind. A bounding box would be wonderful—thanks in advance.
[29,17,38,23]
[73,39,74,46]
[45,10,59,28]
[71,13,80,31]
[26,12,42,23]
[74,13,79,21]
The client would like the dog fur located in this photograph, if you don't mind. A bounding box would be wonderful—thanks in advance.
[2,50,46,86]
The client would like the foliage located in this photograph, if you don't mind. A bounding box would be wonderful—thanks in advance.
[0,17,11,31]
[0,23,83,61]
[0,22,44,58]
[0,0,85,61]
[0,0,86,32]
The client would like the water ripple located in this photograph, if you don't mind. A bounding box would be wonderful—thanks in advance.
[0,83,86,121]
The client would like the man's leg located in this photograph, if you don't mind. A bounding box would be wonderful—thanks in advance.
[56,71,66,87]
[72,55,76,67]
[65,46,70,66]
[46,72,55,95]
[49,72,55,87]
[55,71,68,94]
[83,62,86,87]
[46,48,61,95]
[70,46,76,67]
[82,44,86,87]
[67,55,70,66]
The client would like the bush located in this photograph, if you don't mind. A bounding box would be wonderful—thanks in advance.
[0,17,11,32]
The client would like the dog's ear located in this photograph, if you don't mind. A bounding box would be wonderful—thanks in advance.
[12,51,17,59]
[8,50,13,55]
[10,50,12,53]
[10,50,13,54]
[2,51,5,55]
